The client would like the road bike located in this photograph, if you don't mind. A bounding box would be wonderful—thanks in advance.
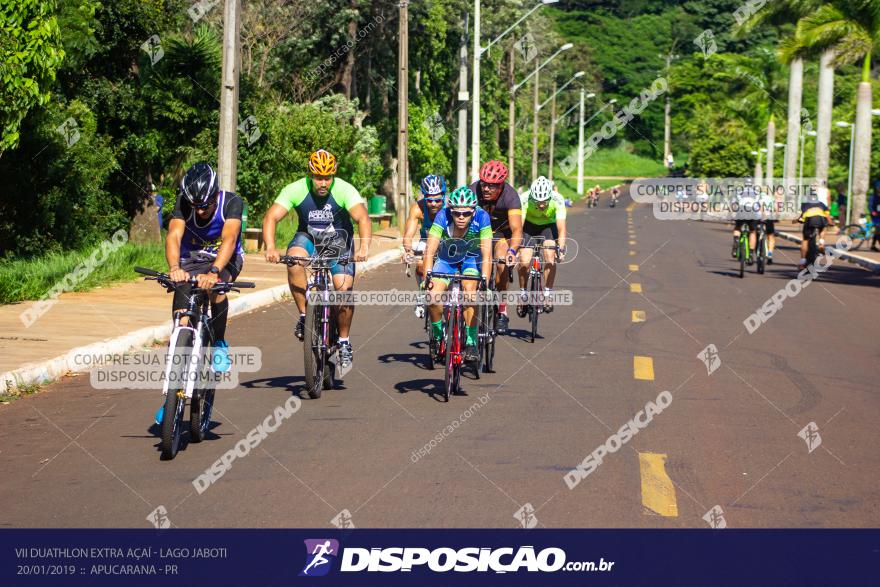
[804,225,822,268]
[520,240,558,343]
[280,251,351,399]
[134,267,254,460]
[733,222,752,279]
[426,269,483,401]
[843,220,877,250]
[477,257,508,374]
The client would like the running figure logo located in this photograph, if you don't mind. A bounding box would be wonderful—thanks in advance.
[300,539,339,577]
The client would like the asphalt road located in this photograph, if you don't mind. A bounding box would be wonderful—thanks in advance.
[2,186,878,529]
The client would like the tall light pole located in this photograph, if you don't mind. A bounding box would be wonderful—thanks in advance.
[836,121,855,224]
[537,71,585,180]
[397,0,409,229]
[660,52,678,168]
[457,14,469,187]
[522,42,572,183]
[217,0,241,192]
[752,150,763,186]
[471,0,559,182]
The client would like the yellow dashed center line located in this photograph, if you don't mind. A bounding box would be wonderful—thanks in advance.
[629,251,637,256]
[628,240,637,246]
[632,310,645,323]
[628,264,639,271]
[639,453,678,517]
[633,355,654,380]
[630,283,642,293]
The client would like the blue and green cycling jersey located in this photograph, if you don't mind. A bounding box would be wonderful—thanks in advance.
[428,207,493,262]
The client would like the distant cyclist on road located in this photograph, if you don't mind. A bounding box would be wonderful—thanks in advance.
[517,176,567,315]
[610,186,620,207]
[156,162,245,425]
[262,149,371,369]
[423,186,493,362]
[402,175,446,318]
[731,182,759,263]
[469,160,523,335]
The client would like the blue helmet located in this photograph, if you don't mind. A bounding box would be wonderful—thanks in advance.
[420,174,447,197]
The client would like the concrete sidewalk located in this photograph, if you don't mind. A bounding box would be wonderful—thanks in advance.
[773,223,880,272]
[1,230,403,391]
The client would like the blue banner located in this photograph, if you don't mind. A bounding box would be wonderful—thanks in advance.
[2,529,877,585]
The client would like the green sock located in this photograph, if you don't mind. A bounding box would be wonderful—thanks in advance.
[466,325,478,346]
[431,320,443,340]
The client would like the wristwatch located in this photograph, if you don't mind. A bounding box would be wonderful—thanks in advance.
[209,266,221,275]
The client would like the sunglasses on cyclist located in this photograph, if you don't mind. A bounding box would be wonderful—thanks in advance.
[451,209,474,218]
[425,196,444,203]
[481,182,503,191]
[193,198,217,210]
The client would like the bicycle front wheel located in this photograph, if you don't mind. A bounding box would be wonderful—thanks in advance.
[530,273,541,343]
[756,236,766,275]
[162,329,192,460]
[739,238,746,278]
[303,303,326,399]
[443,306,457,402]
[844,224,865,250]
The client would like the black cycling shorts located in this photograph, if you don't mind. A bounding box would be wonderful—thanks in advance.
[522,221,558,248]
[802,216,827,238]
[172,251,243,313]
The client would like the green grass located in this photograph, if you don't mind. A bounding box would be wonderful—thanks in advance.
[0,242,166,304]
[552,145,668,200]
[1,380,41,403]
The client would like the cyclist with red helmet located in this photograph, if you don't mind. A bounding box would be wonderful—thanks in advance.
[468,160,523,335]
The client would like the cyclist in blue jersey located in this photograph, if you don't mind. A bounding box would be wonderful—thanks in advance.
[423,186,493,362]
[156,162,245,425]
[402,175,447,318]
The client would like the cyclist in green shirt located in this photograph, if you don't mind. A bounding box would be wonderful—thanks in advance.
[517,176,567,315]
[261,149,371,368]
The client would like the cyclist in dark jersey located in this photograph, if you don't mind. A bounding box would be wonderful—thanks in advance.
[403,175,446,318]
[156,162,245,425]
[262,149,371,368]
[468,160,523,334]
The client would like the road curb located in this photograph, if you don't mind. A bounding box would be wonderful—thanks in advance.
[1,248,402,393]
[775,232,880,273]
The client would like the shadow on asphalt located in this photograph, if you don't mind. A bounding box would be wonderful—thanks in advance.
[377,352,432,370]
[240,375,310,397]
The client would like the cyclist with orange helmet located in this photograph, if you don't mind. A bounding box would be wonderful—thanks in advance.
[262,149,371,368]
[468,160,523,334]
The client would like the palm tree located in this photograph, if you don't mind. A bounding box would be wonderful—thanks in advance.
[737,1,821,188]
[794,0,880,224]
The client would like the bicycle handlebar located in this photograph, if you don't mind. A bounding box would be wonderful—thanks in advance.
[134,267,255,291]
[425,272,484,282]
[278,254,351,268]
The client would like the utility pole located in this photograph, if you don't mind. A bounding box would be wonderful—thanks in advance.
[217,0,241,192]
[531,59,539,183]
[507,38,516,186]
[663,52,672,168]
[457,14,469,187]
[548,80,557,181]
[397,1,409,229]
[577,87,585,196]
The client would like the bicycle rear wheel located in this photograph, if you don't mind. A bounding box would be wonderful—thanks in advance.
[303,303,326,399]
[483,304,497,373]
[189,387,214,443]
[806,230,819,267]
[162,329,192,460]
[756,235,766,275]
[738,238,746,278]
[322,310,337,390]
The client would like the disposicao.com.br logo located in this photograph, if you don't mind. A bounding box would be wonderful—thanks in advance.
[301,543,614,575]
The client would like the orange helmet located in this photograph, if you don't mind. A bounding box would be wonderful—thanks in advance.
[308,149,338,175]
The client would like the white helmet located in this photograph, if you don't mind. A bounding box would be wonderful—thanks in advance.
[530,176,553,202]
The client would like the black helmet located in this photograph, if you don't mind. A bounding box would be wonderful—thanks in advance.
[180,162,219,207]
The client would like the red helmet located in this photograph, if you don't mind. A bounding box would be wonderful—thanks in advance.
[479,160,508,184]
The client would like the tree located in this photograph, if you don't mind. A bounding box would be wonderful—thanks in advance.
[795,0,880,222]
[0,0,64,154]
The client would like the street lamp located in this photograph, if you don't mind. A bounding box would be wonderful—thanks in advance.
[472,0,559,182]
[510,43,574,181]
[836,120,855,223]
[537,71,585,181]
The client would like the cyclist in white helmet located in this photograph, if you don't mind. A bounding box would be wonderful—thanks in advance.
[517,176,567,315]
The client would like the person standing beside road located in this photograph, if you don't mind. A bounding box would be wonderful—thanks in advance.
[836,184,847,232]
[869,181,880,251]
[156,162,245,425]
[469,160,523,335]
[262,149,371,369]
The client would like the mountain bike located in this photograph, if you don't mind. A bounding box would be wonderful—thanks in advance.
[426,269,482,401]
[843,220,877,250]
[755,221,768,275]
[280,252,351,399]
[733,221,751,279]
[134,267,255,460]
